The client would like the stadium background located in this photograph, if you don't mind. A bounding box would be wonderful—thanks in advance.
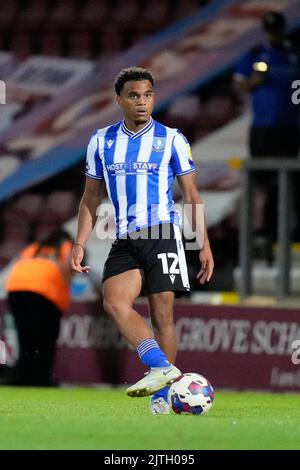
[0,0,300,448]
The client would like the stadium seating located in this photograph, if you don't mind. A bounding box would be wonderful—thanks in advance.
[163,88,241,143]
[40,191,77,224]
[1,0,212,60]
[11,33,32,60]
[0,190,78,267]
[172,0,200,22]
[2,194,44,223]
[0,0,17,33]
[39,32,64,57]
[18,0,48,32]
[78,0,109,32]
[67,32,94,59]
[0,240,26,268]
[46,0,78,33]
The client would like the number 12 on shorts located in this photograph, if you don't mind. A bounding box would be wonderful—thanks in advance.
[157,253,180,275]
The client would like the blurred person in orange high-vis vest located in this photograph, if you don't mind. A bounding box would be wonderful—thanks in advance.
[6,229,74,386]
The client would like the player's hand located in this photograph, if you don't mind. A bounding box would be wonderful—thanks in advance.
[196,244,214,284]
[70,244,90,273]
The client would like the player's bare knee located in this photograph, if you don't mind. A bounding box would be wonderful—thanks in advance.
[103,296,131,319]
[151,308,174,331]
[103,297,120,318]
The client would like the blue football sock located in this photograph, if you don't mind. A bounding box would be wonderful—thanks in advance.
[136,339,170,368]
[152,385,169,402]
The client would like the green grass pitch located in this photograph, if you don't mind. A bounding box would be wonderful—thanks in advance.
[0,386,300,450]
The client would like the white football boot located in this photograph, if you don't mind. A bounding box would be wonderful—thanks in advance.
[126,365,181,397]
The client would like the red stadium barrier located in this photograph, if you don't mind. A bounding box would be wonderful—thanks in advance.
[0,300,300,391]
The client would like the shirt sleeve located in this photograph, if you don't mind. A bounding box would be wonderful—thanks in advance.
[85,132,104,180]
[171,131,196,176]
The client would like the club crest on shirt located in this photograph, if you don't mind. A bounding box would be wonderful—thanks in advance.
[152,137,166,152]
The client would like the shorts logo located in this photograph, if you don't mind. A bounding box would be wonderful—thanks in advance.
[152,137,166,152]
[157,252,180,283]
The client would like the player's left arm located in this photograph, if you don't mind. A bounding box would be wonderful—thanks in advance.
[177,172,214,284]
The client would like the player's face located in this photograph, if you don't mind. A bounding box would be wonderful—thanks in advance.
[117,80,154,127]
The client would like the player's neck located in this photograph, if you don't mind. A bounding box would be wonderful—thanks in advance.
[123,117,152,134]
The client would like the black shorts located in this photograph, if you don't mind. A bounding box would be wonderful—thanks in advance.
[102,223,191,294]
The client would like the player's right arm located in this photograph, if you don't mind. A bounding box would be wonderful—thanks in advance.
[71,177,105,273]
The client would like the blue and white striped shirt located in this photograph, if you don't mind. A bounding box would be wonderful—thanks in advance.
[85,117,195,238]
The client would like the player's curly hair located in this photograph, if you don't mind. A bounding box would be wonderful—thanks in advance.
[114,67,154,95]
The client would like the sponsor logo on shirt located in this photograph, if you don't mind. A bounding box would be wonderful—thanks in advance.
[106,162,158,175]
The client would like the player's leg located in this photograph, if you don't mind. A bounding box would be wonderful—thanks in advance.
[148,291,176,363]
[102,269,151,348]
[103,269,180,397]
[142,223,190,413]
[148,291,177,414]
